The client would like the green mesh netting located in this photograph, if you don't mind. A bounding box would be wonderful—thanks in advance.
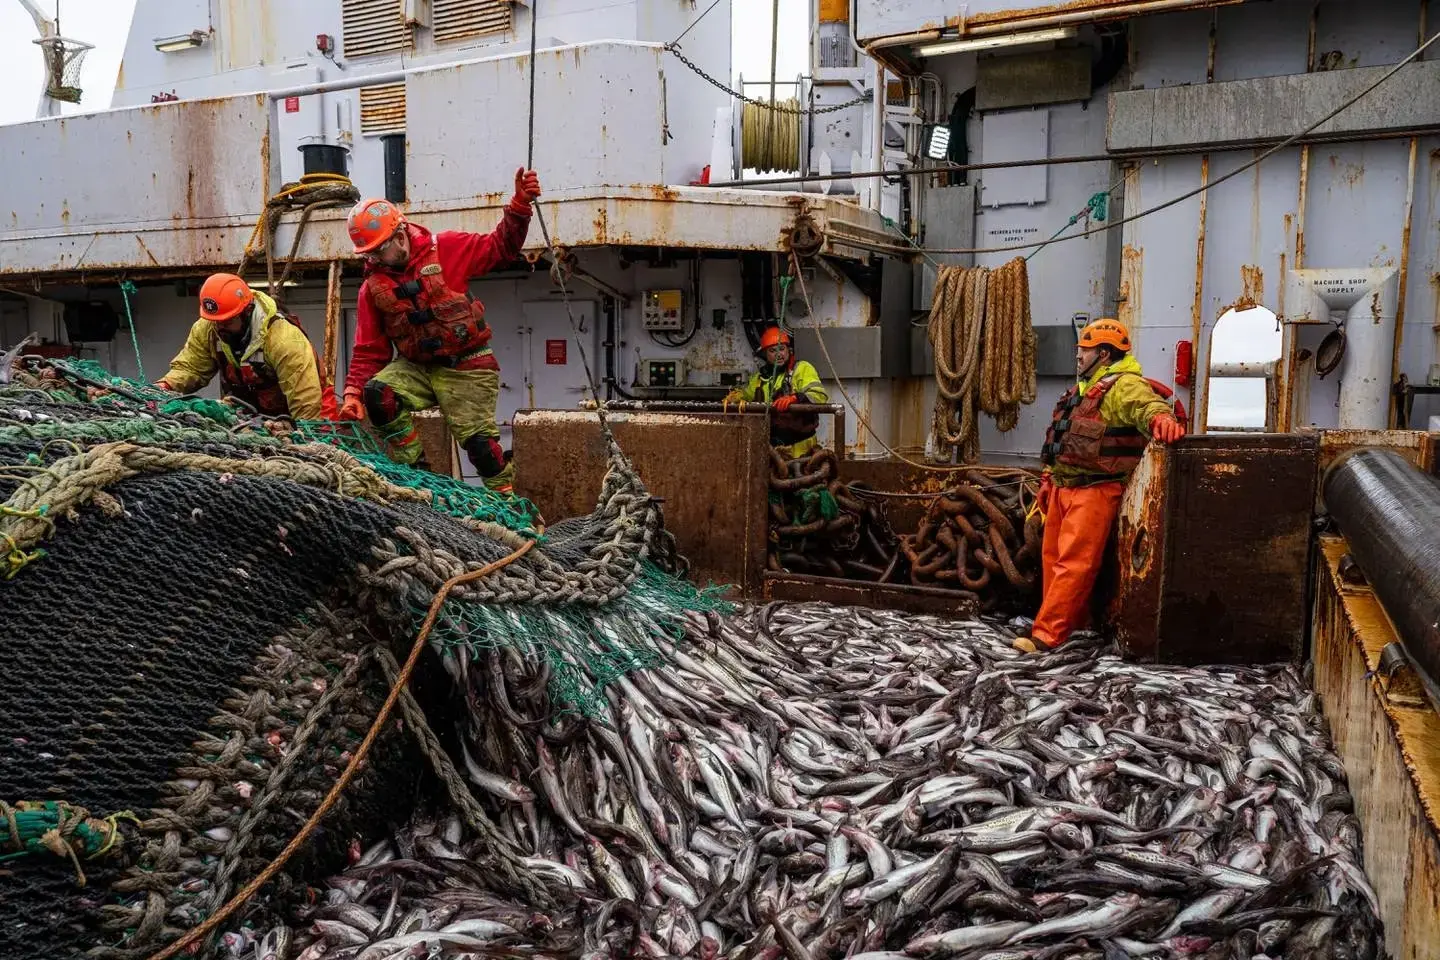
[294,421,544,537]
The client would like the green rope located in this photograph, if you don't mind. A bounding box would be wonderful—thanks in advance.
[118,281,146,383]
[1025,192,1110,263]
[0,800,137,886]
[159,397,237,426]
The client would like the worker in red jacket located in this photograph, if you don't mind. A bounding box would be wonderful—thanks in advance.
[339,168,541,492]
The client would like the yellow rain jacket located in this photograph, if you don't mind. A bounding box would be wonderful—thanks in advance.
[1044,354,1174,487]
[736,360,830,458]
[160,290,326,420]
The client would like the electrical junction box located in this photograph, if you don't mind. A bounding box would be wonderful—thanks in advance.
[643,289,684,331]
[718,371,746,388]
[644,358,685,387]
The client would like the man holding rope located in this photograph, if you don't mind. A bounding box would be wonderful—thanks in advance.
[339,169,542,492]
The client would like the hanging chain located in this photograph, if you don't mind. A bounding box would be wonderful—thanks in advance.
[664,45,870,115]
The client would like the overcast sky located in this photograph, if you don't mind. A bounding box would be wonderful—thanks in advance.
[0,0,805,124]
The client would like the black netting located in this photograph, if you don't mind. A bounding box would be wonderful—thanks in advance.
[0,469,431,960]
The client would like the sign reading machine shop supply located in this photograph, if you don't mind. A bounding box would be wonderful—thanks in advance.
[545,339,567,365]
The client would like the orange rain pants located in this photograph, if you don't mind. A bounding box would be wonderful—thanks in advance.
[1032,481,1126,649]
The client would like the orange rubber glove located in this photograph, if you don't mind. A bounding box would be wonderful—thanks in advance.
[772,394,798,412]
[514,168,542,202]
[1149,413,1185,444]
[339,393,366,422]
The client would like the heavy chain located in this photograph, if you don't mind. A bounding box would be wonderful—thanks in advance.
[665,45,870,114]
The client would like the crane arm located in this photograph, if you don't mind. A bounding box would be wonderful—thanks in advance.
[15,0,55,37]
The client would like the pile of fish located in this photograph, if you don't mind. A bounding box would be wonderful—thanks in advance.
[240,602,1383,960]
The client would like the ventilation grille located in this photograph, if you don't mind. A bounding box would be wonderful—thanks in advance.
[432,0,513,43]
[359,83,407,136]
[342,0,412,58]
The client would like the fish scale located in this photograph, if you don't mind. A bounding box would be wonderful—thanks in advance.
[235,600,1384,960]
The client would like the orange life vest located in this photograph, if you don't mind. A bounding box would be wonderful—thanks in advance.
[365,246,494,368]
[1041,373,1178,478]
[214,313,337,419]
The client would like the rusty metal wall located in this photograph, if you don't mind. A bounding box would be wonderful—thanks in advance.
[1111,434,1319,663]
[761,572,979,619]
[510,409,769,595]
[1311,535,1440,960]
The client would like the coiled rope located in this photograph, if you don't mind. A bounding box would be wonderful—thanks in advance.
[236,172,361,294]
[929,259,1036,463]
[742,99,802,174]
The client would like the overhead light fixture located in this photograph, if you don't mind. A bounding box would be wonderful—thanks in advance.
[915,26,1076,58]
[153,31,208,53]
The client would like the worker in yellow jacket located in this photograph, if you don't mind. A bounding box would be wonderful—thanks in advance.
[1015,318,1185,654]
[157,273,336,420]
[724,326,830,458]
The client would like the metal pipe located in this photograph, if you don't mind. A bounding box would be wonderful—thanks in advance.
[1210,360,1278,378]
[870,59,885,212]
[1324,448,1440,691]
[265,69,409,101]
[881,0,1243,47]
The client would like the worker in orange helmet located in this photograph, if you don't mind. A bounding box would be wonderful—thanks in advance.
[1014,318,1186,654]
[723,325,830,459]
[156,272,337,420]
[339,168,541,492]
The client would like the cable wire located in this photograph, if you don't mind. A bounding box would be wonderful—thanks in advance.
[848,29,1440,258]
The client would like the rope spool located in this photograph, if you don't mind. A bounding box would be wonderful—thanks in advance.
[742,99,802,174]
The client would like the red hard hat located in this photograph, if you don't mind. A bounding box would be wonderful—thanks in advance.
[199,273,255,322]
[348,197,405,254]
[758,326,791,351]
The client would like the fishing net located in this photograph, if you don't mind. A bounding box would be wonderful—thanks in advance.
[0,355,729,960]
[34,35,92,105]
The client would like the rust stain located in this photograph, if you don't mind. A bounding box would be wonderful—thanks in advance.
[1116,245,1142,331]
[60,202,69,225]
[1237,265,1264,309]
[1296,145,1311,270]
[1206,462,1240,476]
[592,205,608,243]
[133,235,161,267]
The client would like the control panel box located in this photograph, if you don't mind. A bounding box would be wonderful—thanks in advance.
[643,358,685,387]
[642,289,684,331]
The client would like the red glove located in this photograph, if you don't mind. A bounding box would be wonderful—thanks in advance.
[772,394,798,412]
[1150,413,1185,444]
[339,393,366,422]
[514,168,542,202]
[154,379,175,393]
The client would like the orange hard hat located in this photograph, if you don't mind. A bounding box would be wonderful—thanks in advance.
[1078,318,1132,352]
[758,326,791,351]
[199,273,255,322]
[347,197,405,254]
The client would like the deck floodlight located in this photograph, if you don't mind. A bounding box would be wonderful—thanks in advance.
[154,31,207,53]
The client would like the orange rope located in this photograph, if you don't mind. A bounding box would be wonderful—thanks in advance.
[146,536,538,960]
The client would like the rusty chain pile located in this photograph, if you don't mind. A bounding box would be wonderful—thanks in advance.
[765,447,900,580]
[898,470,1042,610]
